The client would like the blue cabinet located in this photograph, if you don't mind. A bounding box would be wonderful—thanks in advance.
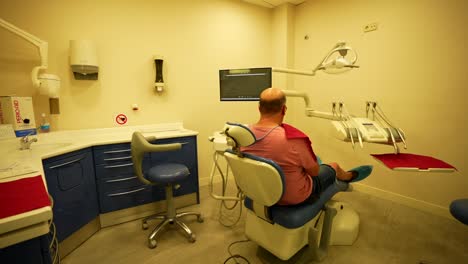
[41,135,199,242]
[150,136,199,201]
[93,143,163,213]
[43,148,99,242]
[0,234,52,264]
[93,135,199,213]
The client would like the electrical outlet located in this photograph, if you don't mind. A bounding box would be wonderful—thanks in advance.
[363,22,378,33]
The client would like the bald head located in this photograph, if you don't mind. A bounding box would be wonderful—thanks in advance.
[259,88,286,115]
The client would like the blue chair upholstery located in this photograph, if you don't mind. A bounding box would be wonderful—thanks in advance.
[450,199,468,225]
[146,163,190,183]
[244,181,347,229]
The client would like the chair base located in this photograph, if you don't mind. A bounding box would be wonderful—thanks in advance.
[142,184,203,248]
[143,210,203,249]
[256,245,315,264]
[246,201,359,261]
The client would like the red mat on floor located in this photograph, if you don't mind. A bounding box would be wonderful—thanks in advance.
[371,153,456,171]
[0,175,51,219]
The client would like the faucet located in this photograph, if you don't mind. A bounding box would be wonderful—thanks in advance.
[19,131,38,150]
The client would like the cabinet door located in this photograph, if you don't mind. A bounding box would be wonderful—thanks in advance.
[150,136,199,198]
[0,234,51,264]
[43,148,99,242]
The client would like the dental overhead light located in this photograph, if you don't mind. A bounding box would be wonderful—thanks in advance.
[316,42,359,74]
[271,42,406,153]
[273,41,359,76]
[0,18,61,98]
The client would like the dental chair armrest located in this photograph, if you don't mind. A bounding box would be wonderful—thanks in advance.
[251,201,273,224]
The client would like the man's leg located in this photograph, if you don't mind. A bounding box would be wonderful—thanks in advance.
[326,162,355,181]
[302,164,337,204]
[312,164,338,194]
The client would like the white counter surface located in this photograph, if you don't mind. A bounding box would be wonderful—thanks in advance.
[0,122,198,248]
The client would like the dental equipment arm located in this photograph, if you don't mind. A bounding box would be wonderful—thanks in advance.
[282,90,344,121]
[0,18,60,97]
[208,134,244,202]
[366,101,407,153]
[281,89,406,152]
[273,42,359,77]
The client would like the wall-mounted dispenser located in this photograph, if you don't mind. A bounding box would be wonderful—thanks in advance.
[70,40,99,80]
[154,55,164,93]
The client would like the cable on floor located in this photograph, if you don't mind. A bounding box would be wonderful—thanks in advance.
[48,194,61,264]
[209,150,245,227]
[223,238,251,264]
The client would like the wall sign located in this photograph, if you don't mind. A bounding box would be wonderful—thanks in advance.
[115,114,127,125]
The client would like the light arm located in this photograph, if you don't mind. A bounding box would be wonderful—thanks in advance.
[0,18,60,96]
[273,42,359,77]
[0,18,48,69]
[273,67,316,76]
[282,89,343,121]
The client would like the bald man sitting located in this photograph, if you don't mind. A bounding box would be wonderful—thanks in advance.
[241,88,372,205]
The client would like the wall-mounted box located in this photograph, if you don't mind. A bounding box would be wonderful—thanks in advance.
[70,40,99,80]
[0,96,37,137]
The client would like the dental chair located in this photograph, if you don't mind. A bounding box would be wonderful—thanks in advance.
[222,123,360,263]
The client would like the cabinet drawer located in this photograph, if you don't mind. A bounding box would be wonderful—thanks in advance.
[99,185,163,213]
[94,143,141,165]
[98,174,144,191]
[95,161,134,177]
[94,157,150,181]
[150,136,197,169]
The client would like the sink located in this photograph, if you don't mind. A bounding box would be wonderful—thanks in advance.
[22,142,72,153]
[28,142,73,151]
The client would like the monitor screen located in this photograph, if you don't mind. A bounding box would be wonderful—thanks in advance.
[219,67,272,101]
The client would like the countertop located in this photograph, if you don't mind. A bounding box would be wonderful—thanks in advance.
[0,122,198,248]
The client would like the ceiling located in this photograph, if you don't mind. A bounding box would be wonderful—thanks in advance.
[241,0,307,8]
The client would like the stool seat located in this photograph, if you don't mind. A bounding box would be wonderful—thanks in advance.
[146,163,190,183]
[450,199,468,225]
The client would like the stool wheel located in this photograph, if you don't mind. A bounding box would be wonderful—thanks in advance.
[188,233,196,243]
[142,222,149,230]
[197,216,204,223]
[148,239,157,249]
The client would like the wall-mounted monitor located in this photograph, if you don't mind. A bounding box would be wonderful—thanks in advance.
[219,67,272,101]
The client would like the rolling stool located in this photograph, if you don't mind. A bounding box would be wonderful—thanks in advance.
[450,199,468,225]
[131,132,203,248]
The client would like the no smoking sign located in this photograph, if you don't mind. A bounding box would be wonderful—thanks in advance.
[115,113,128,125]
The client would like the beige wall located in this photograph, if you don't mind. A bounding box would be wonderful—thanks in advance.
[1,0,467,214]
[0,0,271,185]
[271,3,299,124]
[289,0,468,212]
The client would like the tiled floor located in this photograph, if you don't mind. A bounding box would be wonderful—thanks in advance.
[62,185,468,264]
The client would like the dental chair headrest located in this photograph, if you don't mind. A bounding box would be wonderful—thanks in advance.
[224,122,256,148]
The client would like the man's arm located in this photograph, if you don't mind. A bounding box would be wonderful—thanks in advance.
[291,139,320,176]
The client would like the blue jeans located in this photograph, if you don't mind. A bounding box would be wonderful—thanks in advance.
[303,164,336,204]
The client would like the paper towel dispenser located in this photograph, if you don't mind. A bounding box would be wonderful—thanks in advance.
[70,40,99,80]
